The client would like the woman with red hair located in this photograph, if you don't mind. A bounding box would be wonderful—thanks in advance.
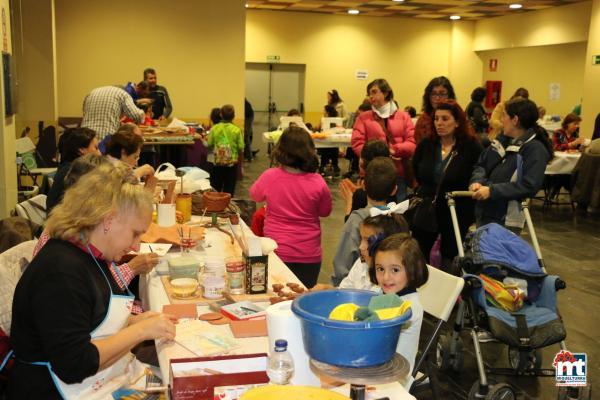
[411,100,483,268]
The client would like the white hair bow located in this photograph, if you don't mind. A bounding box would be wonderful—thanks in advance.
[369,200,410,217]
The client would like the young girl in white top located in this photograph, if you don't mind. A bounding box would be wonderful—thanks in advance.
[338,213,409,290]
[369,233,429,386]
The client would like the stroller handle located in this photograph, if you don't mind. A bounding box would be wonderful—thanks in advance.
[446,191,473,258]
[446,191,474,199]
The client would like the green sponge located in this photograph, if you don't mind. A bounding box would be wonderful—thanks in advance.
[354,306,380,321]
[368,293,403,310]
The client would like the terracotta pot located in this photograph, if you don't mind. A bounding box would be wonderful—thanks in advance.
[202,191,231,212]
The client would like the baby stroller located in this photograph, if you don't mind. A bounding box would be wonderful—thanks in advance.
[434,192,590,400]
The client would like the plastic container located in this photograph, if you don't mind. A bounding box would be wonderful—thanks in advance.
[168,256,200,281]
[203,258,226,299]
[267,339,294,385]
[291,289,412,367]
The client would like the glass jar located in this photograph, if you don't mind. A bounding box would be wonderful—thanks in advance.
[226,256,245,295]
[202,258,225,299]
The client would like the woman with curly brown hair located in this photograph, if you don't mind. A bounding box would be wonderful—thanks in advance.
[412,100,483,267]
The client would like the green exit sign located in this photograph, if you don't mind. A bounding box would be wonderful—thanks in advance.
[593,55,600,65]
[267,55,280,63]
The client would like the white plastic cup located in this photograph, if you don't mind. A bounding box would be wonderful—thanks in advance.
[157,203,176,227]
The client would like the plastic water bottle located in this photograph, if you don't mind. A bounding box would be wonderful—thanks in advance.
[267,339,295,385]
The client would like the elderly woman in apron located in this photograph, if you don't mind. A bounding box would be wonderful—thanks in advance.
[9,166,176,399]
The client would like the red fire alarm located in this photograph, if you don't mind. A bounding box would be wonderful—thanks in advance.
[489,59,498,72]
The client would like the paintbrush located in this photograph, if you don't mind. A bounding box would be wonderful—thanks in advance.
[238,216,249,254]
[227,220,247,254]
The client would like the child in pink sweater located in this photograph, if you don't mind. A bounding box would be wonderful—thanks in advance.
[250,126,332,287]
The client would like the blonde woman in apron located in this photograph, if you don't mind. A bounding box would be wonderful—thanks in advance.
[9,166,176,399]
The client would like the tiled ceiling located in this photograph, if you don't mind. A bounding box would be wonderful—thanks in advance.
[246,0,586,20]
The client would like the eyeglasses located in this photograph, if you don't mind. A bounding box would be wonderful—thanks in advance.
[431,91,449,98]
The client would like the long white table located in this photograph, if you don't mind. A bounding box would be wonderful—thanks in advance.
[262,130,351,148]
[545,151,581,175]
[141,217,414,400]
[539,120,561,134]
[143,218,300,377]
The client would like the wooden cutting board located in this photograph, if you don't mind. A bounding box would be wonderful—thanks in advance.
[160,276,274,305]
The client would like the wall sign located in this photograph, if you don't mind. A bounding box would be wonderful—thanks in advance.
[489,59,498,72]
[593,55,600,65]
[266,55,280,63]
[355,69,368,80]
[549,83,560,101]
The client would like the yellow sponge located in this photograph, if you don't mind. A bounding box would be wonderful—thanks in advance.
[328,303,360,321]
[373,301,412,320]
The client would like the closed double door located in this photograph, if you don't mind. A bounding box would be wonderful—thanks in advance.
[245,63,306,147]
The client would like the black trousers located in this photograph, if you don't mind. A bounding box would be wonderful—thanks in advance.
[210,165,238,196]
[244,119,254,159]
[345,147,359,173]
[318,148,339,171]
[285,261,321,288]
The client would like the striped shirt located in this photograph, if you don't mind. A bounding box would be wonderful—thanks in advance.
[81,86,144,140]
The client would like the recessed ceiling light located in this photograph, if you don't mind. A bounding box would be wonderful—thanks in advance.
[450,15,461,20]
[245,3,248,7]
[348,9,360,14]
[509,3,522,9]
[393,0,405,2]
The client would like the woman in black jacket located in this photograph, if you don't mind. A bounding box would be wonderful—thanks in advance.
[412,100,483,267]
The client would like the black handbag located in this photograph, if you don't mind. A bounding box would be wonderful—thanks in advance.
[405,195,437,232]
[405,150,456,233]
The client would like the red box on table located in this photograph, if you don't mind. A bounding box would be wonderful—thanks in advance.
[169,353,269,400]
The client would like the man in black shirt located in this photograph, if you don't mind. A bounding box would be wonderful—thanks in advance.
[143,67,173,120]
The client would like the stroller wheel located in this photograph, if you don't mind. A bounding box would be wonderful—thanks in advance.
[508,347,542,373]
[436,334,464,373]
[557,384,592,400]
[469,380,516,400]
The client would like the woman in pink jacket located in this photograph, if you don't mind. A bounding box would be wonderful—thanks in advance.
[351,78,416,201]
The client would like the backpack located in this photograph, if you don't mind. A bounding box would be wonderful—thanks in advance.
[214,134,235,166]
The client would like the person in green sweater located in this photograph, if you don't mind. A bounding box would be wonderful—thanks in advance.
[207,104,244,195]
